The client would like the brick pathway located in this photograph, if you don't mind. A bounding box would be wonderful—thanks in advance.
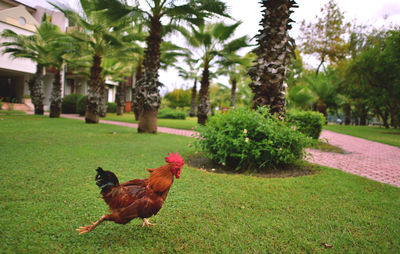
[305,131,400,188]
[61,114,400,188]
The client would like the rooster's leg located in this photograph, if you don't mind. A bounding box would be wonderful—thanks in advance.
[76,214,107,234]
[142,218,155,227]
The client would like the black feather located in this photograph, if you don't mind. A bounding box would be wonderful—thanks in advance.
[95,167,120,190]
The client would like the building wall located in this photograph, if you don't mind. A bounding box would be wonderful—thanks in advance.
[0,17,37,74]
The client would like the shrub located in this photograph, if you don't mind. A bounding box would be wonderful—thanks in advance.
[0,98,2,110]
[77,96,87,116]
[62,94,83,114]
[286,111,325,139]
[194,107,310,171]
[106,102,117,113]
[158,107,186,119]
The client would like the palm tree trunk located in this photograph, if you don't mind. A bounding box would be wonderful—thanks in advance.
[85,54,102,123]
[136,17,162,133]
[116,81,126,115]
[99,80,107,117]
[198,62,210,125]
[248,0,297,116]
[50,69,62,118]
[29,64,45,115]
[390,102,398,128]
[133,59,143,121]
[230,77,237,107]
[189,78,197,117]
[344,103,351,125]
[317,100,327,123]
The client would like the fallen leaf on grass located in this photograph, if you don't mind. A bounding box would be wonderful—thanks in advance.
[321,242,333,248]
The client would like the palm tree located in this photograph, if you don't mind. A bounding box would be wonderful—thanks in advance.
[248,0,298,116]
[1,24,48,115]
[182,22,246,124]
[177,57,201,117]
[89,0,229,132]
[217,52,252,107]
[303,69,341,120]
[52,0,127,123]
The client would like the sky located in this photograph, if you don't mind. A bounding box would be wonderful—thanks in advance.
[17,0,400,92]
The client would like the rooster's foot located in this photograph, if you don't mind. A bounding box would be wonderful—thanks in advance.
[142,218,155,227]
[76,215,106,234]
[76,222,96,234]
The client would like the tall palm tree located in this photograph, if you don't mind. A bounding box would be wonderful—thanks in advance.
[248,0,298,116]
[217,52,252,107]
[52,0,127,123]
[182,22,247,124]
[303,69,341,119]
[90,0,229,132]
[46,32,75,118]
[177,57,201,117]
[1,14,74,117]
[1,24,48,115]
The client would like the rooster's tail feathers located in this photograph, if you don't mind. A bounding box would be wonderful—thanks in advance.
[95,167,120,190]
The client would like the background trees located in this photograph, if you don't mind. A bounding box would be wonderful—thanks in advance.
[297,0,349,75]
[52,0,130,123]
[182,22,247,124]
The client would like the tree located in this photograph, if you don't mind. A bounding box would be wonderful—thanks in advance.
[217,51,252,108]
[248,0,298,116]
[177,57,201,117]
[303,69,341,120]
[90,0,229,132]
[182,22,247,124]
[346,30,400,128]
[1,14,74,117]
[298,0,349,75]
[163,89,191,109]
[52,0,127,123]
[1,24,47,115]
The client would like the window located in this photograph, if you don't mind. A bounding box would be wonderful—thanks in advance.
[18,17,26,26]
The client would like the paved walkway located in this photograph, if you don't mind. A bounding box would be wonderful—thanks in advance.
[61,114,400,188]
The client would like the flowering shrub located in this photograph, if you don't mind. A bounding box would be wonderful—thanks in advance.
[285,110,325,139]
[194,107,310,171]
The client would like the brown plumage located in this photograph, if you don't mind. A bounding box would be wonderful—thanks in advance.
[76,153,184,234]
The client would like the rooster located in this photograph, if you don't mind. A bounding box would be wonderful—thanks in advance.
[76,152,184,234]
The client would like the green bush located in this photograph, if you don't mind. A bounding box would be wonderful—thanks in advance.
[106,102,117,113]
[62,94,83,114]
[195,107,310,171]
[77,96,87,116]
[0,98,2,110]
[286,111,325,139]
[158,107,186,119]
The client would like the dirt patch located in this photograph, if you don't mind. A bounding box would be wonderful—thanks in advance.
[185,153,319,178]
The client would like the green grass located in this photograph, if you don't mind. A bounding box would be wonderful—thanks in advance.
[324,124,400,148]
[310,140,345,153]
[103,112,198,130]
[1,115,399,253]
[0,109,26,115]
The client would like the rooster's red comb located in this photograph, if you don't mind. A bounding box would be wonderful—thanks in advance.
[165,152,184,166]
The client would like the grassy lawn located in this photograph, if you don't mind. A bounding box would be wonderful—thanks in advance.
[324,124,400,148]
[103,112,198,130]
[0,109,26,115]
[1,115,399,253]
